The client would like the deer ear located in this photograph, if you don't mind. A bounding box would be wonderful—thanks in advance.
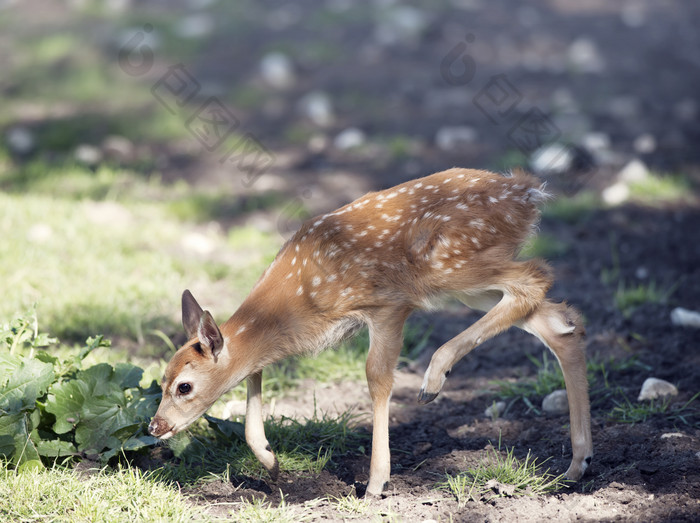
[197,311,224,361]
[182,290,204,339]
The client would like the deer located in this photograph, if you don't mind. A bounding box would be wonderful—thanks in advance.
[148,167,593,497]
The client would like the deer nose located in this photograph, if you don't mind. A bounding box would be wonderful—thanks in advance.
[148,417,167,437]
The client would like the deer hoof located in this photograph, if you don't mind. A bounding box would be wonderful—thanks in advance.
[417,388,438,404]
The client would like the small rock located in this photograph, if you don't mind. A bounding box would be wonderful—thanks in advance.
[298,91,334,127]
[174,13,215,39]
[633,134,656,154]
[374,6,428,46]
[6,126,35,155]
[542,389,569,416]
[617,159,650,183]
[102,135,135,163]
[435,126,477,151]
[581,132,610,153]
[529,142,575,175]
[334,128,366,150]
[74,144,103,167]
[670,308,700,329]
[260,52,295,89]
[635,266,649,279]
[620,3,646,27]
[567,37,605,73]
[484,401,506,418]
[602,181,630,206]
[638,378,678,401]
[660,432,686,439]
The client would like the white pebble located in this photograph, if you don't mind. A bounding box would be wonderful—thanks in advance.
[637,377,678,401]
[670,308,700,329]
[542,389,569,416]
[484,401,506,418]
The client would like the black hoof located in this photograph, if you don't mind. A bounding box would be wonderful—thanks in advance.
[417,388,438,404]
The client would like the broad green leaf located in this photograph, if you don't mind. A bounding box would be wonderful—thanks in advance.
[0,435,14,457]
[0,352,22,381]
[0,412,40,464]
[17,459,44,472]
[79,363,116,396]
[0,358,54,413]
[36,438,76,457]
[205,415,245,441]
[113,363,143,389]
[46,379,91,433]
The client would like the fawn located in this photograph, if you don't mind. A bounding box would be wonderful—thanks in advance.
[149,167,593,496]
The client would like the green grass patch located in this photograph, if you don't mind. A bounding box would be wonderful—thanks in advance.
[492,352,649,413]
[519,234,569,259]
[609,392,700,426]
[437,442,567,506]
[614,279,678,318]
[328,492,371,517]
[229,494,308,523]
[543,191,600,224]
[168,191,287,223]
[628,173,694,205]
[160,410,367,485]
[0,461,200,522]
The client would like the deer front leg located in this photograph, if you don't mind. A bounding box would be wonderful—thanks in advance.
[419,291,535,404]
[245,371,279,481]
[365,307,411,497]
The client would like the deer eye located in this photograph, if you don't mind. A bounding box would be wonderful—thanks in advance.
[177,383,192,395]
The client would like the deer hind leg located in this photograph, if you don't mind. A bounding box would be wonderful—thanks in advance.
[245,371,279,481]
[519,300,593,480]
[418,260,550,404]
[364,306,412,497]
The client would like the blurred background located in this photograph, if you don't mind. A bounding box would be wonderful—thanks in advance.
[1,0,698,356]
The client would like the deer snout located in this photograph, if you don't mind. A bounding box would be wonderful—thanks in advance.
[148,416,173,438]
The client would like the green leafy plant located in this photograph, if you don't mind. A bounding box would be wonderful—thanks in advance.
[0,312,160,467]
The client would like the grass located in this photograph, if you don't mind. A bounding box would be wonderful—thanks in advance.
[229,495,307,523]
[520,234,570,259]
[328,493,371,517]
[492,351,650,413]
[609,392,700,426]
[0,461,201,522]
[614,279,678,317]
[543,191,600,224]
[160,410,368,485]
[628,173,695,205]
[437,442,567,506]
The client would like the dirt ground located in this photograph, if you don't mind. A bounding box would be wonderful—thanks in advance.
[163,1,700,520]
